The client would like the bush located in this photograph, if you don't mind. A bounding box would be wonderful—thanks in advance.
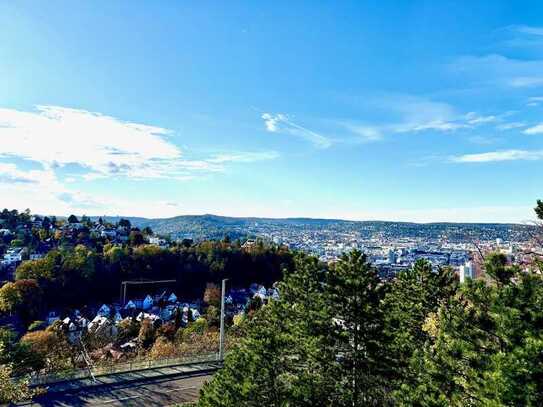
[0,364,42,404]
[149,337,177,360]
[156,322,177,341]
[27,321,46,332]
[137,319,156,349]
[180,318,208,342]
[116,318,140,345]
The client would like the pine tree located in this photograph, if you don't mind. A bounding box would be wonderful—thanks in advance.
[401,253,543,406]
[383,260,458,397]
[199,254,338,406]
[326,250,390,406]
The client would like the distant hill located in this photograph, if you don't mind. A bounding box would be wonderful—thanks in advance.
[90,214,537,243]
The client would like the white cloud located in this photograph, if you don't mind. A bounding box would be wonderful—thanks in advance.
[261,113,332,148]
[451,54,543,88]
[523,123,543,134]
[0,105,190,180]
[371,94,464,133]
[370,95,497,134]
[513,25,543,37]
[0,161,103,214]
[207,151,279,164]
[263,95,506,149]
[0,106,278,181]
[451,149,543,163]
[496,121,526,130]
[0,163,39,184]
[397,120,467,132]
[0,105,280,216]
[467,136,499,145]
[509,76,543,88]
[465,112,498,125]
[383,111,493,134]
[340,123,383,142]
[261,113,284,132]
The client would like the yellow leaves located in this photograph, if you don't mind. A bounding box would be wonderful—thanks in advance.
[0,282,21,313]
[422,312,439,338]
[233,313,245,326]
[20,330,58,356]
[0,364,43,404]
[149,336,177,360]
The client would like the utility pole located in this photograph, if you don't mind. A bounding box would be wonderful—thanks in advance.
[219,278,228,361]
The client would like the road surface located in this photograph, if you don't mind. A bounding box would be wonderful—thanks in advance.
[26,372,211,406]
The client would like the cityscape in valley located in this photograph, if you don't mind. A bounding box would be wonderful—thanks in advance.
[3,211,539,283]
[3,1,543,405]
[0,206,542,405]
[107,213,539,274]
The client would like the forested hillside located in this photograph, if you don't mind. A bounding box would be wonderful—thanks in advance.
[96,214,537,243]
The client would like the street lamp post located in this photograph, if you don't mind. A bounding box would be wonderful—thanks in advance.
[219,278,228,361]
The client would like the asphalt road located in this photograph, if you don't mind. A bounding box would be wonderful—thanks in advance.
[27,372,211,406]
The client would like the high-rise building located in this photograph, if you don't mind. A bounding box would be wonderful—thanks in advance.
[387,249,397,264]
[459,261,474,283]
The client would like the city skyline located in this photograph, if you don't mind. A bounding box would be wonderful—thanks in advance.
[1,1,542,223]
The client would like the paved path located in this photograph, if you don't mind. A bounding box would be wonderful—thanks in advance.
[23,372,212,406]
[37,361,220,393]
[17,362,220,406]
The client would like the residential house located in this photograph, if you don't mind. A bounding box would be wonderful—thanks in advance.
[136,312,161,326]
[149,236,168,247]
[47,311,60,325]
[97,304,111,317]
[88,315,118,339]
[101,229,117,239]
[142,295,154,311]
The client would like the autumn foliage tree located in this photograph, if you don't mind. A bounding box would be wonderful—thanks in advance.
[0,279,43,325]
[0,363,40,404]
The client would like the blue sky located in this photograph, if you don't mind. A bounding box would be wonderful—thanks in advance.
[0,1,542,222]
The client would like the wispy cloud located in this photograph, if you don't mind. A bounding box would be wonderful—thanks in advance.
[56,191,102,209]
[467,136,500,145]
[0,159,102,213]
[509,76,543,88]
[496,121,526,130]
[513,25,543,37]
[0,105,187,180]
[451,54,543,89]
[396,119,468,132]
[261,113,332,148]
[465,112,498,125]
[207,151,279,164]
[292,95,504,149]
[340,123,383,142]
[0,106,277,181]
[451,149,543,163]
[526,96,543,107]
[366,95,500,134]
[370,94,464,133]
[523,123,543,134]
[0,163,39,185]
[0,105,280,215]
[261,113,284,132]
[262,95,516,150]
[452,25,543,88]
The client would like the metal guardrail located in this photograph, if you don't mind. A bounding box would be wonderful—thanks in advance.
[29,352,220,386]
